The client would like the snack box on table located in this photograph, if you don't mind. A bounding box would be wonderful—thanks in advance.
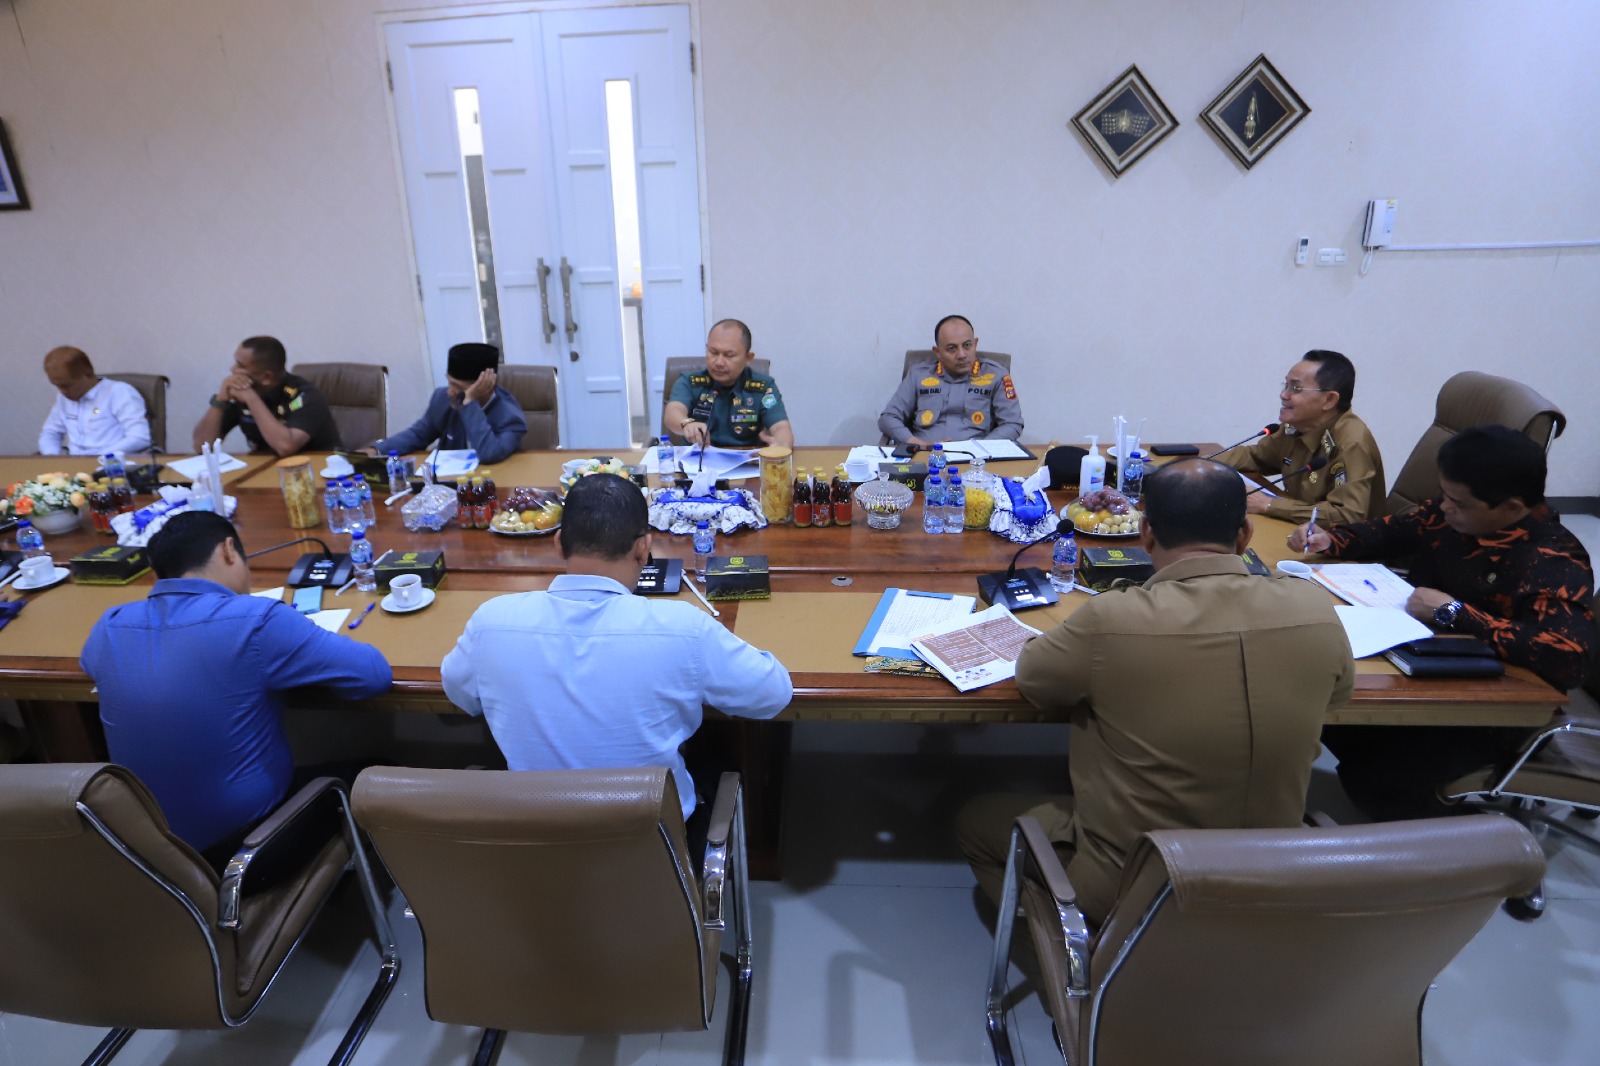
[70,546,151,586]
[375,549,446,590]
[706,554,770,602]
[877,461,928,492]
[1078,546,1154,592]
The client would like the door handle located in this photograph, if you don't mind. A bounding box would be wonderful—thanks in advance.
[559,257,578,342]
[536,258,556,343]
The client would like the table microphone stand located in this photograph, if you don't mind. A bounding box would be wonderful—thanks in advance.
[248,537,353,588]
[976,519,1072,611]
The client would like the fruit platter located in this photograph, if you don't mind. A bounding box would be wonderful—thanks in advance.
[489,486,564,536]
[1063,488,1142,537]
[559,456,625,490]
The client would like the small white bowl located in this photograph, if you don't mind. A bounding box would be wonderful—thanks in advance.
[1276,559,1314,579]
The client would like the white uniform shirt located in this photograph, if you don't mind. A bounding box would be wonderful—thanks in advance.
[441,573,793,818]
[38,378,151,456]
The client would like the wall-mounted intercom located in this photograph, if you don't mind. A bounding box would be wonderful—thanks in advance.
[1363,199,1398,248]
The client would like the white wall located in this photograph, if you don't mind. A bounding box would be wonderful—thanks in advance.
[2,0,1597,492]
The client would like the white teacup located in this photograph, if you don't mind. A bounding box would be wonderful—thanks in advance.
[390,574,424,607]
[19,555,55,584]
[844,459,872,482]
[1276,559,1314,579]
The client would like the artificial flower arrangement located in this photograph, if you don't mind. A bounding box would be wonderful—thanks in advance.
[0,471,92,516]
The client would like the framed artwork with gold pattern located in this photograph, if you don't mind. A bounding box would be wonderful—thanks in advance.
[1070,65,1178,178]
[1200,55,1310,170]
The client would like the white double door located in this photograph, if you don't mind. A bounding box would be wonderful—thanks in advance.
[386,6,703,449]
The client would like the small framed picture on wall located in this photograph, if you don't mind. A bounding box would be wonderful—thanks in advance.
[0,119,29,211]
[1071,65,1179,178]
[1200,55,1310,170]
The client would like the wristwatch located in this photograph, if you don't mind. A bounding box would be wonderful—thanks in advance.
[1433,600,1463,629]
[208,396,231,410]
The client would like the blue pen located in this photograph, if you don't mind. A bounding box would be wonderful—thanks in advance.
[1363,579,1380,592]
[347,603,376,630]
[906,590,954,599]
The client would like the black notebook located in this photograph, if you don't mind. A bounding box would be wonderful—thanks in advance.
[1385,637,1503,679]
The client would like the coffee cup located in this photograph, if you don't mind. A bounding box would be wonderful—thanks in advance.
[844,459,872,482]
[390,574,424,607]
[19,555,55,585]
[1276,559,1314,579]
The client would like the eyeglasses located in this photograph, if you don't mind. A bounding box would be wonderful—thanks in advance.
[1281,380,1330,394]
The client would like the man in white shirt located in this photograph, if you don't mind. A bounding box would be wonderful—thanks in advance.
[37,347,151,456]
[441,472,793,822]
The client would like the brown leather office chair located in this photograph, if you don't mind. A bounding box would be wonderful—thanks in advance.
[899,349,1013,379]
[984,814,1543,1066]
[497,364,560,449]
[0,763,398,1066]
[1444,704,1600,921]
[102,372,170,453]
[290,362,389,449]
[662,356,772,444]
[1386,371,1565,514]
[352,766,753,1066]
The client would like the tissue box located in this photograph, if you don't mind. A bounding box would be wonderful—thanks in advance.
[70,545,151,585]
[705,554,770,602]
[375,549,446,590]
[878,461,928,492]
[1078,546,1154,592]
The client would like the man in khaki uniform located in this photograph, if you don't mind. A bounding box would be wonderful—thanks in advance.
[957,459,1353,927]
[877,315,1023,446]
[1214,349,1385,525]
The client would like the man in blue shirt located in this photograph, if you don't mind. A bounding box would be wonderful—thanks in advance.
[441,473,792,822]
[364,341,527,463]
[80,512,392,857]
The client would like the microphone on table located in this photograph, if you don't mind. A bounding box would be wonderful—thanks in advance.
[1245,455,1328,496]
[248,536,353,588]
[977,518,1074,611]
[127,444,165,494]
[1203,423,1281,460]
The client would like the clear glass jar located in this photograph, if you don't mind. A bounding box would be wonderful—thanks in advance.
[276,457,320,529]
[758,445,794,524]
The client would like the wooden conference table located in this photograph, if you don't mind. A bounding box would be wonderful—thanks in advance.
[0,447,1567,873]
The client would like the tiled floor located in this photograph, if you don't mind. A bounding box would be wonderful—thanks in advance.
[5,716,1600,1066]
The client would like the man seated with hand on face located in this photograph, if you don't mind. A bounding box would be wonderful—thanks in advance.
[664,319,794,449]
[958,459,1353,928]
[363,341,526,464]
[878,315,1023,448]
[1291,425,1596,820]
[37,346,151,457]
[441,472,792,834]
[192,335,341,456]
[1215,349,1385,524]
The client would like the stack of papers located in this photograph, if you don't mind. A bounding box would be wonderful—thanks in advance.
[911,605,1043,692]
[1311,564,1414,610]
[424,449,479,478]
[943,440,1032,461]
[1334,605,1431,659]
[854,588,977,659]
[167,452,247,480]
[644,446,759,480]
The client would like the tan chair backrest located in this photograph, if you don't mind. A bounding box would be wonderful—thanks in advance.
[290,362,389,448]
[1387,371,1565,514]
[1079,816,1543,1066]
[103,372,170,452]
[498,364,560,449]
[0,763,233,1029]
[899,349,1012,380]
[661,357,772,443]
[353,766,716,1035]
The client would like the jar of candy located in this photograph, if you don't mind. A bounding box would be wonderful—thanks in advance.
[275,456,320,529]
[758,446,794,524]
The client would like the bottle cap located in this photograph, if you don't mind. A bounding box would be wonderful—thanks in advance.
[351,529,366,540]
[17,519,31,528]
[697,519,709,528]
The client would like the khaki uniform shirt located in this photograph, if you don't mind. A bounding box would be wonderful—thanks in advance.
[877,358,1024,445]
[1214,409,1386,525]
[1015,555,1354,925]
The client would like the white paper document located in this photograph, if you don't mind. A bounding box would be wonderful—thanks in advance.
[853,588,978,659]
[305,609,352,633]
[1238,470,1277,497]
[167,452,247,480]
[910,605,1044,692]
[846,445,896,466]
[251,587,285,601]
[424,450,480,478]
[1312,564,1415,611]
[1334,605,1432,659]
[645,446,759,480]
[943,439,1031,461]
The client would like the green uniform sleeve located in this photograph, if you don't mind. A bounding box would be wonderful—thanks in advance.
[759,379,789,429]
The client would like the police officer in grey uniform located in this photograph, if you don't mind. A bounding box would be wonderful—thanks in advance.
[877,315,1024,447]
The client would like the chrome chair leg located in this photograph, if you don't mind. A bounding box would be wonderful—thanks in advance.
[984,826,1026,1066]
[81,1028,135,1066]
[327,789,402,1066]
[472,1028,506,1066]
[723,791,754,1066]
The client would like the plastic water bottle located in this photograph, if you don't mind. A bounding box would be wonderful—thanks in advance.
[657,434,674,487]
[349,529,376,592]
[928,444,947,477]
[1121,450,1145,505]
[324,480,347,534]
[944,472,965,533]
[693,519,715,583]
[340,478,365,532]
[923,474,945,534]
[386,450,407,497]
[101,452,127,482]
[357,478,377,528]
[15,519,45,558]
[1050,530,1078,594]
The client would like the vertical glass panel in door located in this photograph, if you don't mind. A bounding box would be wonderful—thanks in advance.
[453,88,503,351]
[605,79,648,447]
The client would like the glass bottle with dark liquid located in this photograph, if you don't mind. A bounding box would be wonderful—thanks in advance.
[811,468,833,527]
[792,469,813,527]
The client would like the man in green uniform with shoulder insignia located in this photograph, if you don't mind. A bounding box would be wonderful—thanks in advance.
[664,319,794,448]
[192,335,341,457]
[1214,349,1385,525]
[877,315,1023,447]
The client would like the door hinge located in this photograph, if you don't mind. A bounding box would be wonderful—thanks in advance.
[699,265,705,292]
[689,43,696,75]
[385,61,394,93]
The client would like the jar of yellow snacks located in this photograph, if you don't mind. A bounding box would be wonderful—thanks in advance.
[275,456,320,529]
[964,457,997,529]
[758,446,793,524]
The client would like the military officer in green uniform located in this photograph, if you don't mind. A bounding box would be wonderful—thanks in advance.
[1214,349,1386,525]
[192,335,341,457]
[664,319,794,449]
[877,315,1024,447]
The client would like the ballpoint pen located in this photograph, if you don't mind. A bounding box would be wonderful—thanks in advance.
[1304,506,1319,557]
[347,603,377,629]
[683,576,721,618]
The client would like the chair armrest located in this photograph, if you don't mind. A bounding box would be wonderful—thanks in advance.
[1304,810,1340,828]
[1013,816,1091,999]
[219,777,346,930]
[1486,721,1600,795]
[701,772,741,930]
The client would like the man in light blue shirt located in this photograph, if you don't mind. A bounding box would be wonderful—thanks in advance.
[442,473,792,820]
[81,512,392,856]
[365,341,527,463]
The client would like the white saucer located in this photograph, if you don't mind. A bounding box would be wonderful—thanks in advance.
[14,566,71,592]
[381,588,436,614]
